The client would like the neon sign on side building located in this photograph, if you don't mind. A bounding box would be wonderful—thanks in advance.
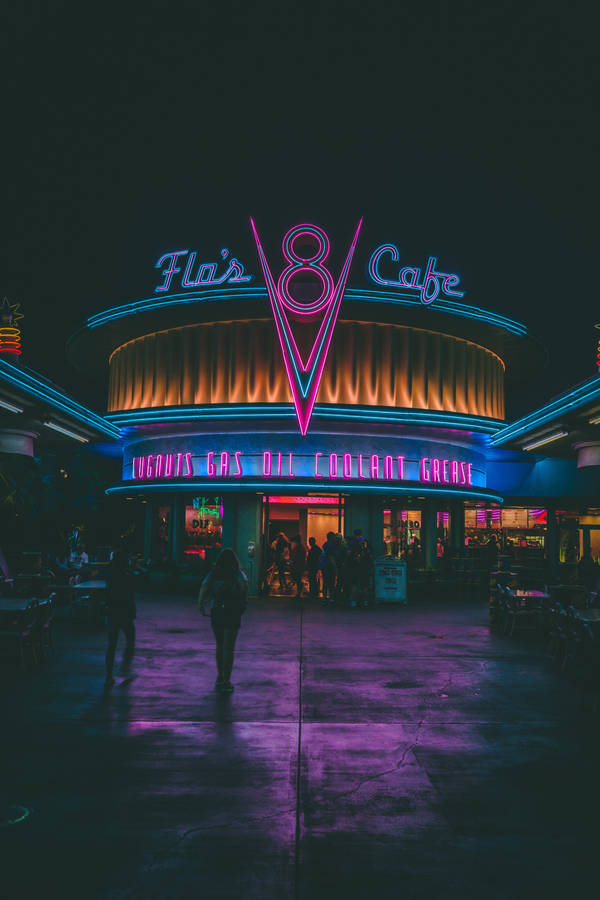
[0,298,23,356]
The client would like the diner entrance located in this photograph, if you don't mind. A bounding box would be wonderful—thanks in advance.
[261,494,344,596]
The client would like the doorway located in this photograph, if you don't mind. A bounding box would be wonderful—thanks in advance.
[261,494,344,595]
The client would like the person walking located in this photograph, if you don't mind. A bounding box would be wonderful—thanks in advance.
[333,533,349,604]
[307,537,321,598]
[321,532,337,606]
[104,547,136,688]
[274,532,291,593]
[199,548,248,693]
[290,535,307,599]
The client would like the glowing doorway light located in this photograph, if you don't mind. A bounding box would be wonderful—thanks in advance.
[250,219,362,435]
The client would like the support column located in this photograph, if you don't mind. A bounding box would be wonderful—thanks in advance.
[343,494,370,538]
[220,493,263,596]
[233,494,263,596]
[221,494,237,551]
[423,501,438,571]
[0,429,37,456]
[368,498,384,556]
[170,497,184,563]
[451,500,465,556]
[546,508,559,581]
[344,495,384,554]
[582,526,591,558]
[143,501,153,561]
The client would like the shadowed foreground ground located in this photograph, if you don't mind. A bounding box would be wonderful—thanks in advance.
[1,593,599,899]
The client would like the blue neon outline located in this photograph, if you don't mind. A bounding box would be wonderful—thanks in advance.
[0,358,120,438]
[86,287,267,329]
[106,480,503,503]
[491,375,600,446]
[367,245,465,303]
[344,289,526,335]
[106,403,504,433]
[83,287,527,337]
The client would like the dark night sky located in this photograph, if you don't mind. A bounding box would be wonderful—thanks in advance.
[2,2,597,417]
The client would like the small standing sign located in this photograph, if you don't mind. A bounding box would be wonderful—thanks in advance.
[374,556,407,604]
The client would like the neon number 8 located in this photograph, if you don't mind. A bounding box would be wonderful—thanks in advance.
[277,224,334,316]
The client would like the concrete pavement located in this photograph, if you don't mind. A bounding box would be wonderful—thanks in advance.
[1,593,599,899]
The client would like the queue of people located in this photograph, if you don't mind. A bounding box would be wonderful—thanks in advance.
[266,529,374,607]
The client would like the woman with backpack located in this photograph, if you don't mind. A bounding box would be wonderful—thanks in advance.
[199,548,248,693]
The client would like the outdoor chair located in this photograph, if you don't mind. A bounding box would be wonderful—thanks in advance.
[545,603,569,666]
[579,628,600,713]
[537,596,556,647]
[503,592,541,637]
[493,584,510,632]
[561,608,588,673]
[32,594,56,658]
[0,604,39,668]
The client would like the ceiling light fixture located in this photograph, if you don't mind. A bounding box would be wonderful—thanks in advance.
[44,421,89,443]
[0,398,23,413]
[522,431,568,451]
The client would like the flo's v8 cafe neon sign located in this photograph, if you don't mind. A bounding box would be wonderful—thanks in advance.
[152,222,465,434]
[153,233,465,306]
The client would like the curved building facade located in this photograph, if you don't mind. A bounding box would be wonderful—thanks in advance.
[66,220,600,590]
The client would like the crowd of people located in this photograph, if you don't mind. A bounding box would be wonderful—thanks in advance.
[265,529,374,607]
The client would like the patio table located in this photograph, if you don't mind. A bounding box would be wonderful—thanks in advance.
[71,581,108,624]
[71,580,108,591]
[0,597,37,612]
[575,609,600,624]
[511,590,549,609]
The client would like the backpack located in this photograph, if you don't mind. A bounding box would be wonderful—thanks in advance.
[351,539,373,570]
[207,573,247,617]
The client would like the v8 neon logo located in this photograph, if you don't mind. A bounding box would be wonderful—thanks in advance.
[250,219,362,435]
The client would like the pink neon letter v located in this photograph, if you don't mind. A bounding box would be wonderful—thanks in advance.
[250,219,362,434]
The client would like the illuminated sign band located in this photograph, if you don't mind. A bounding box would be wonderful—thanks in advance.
[131,450,473,486]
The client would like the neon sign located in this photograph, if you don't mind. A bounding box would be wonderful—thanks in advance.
[191,496,221,518]
[595,323,600,372]
[367,245,464,303]
[154,248,254,293]
[0,297,23,356]
[131,450,473,486]
[250,220,362,434]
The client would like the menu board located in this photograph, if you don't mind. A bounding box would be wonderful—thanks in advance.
[502,508,528,529]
